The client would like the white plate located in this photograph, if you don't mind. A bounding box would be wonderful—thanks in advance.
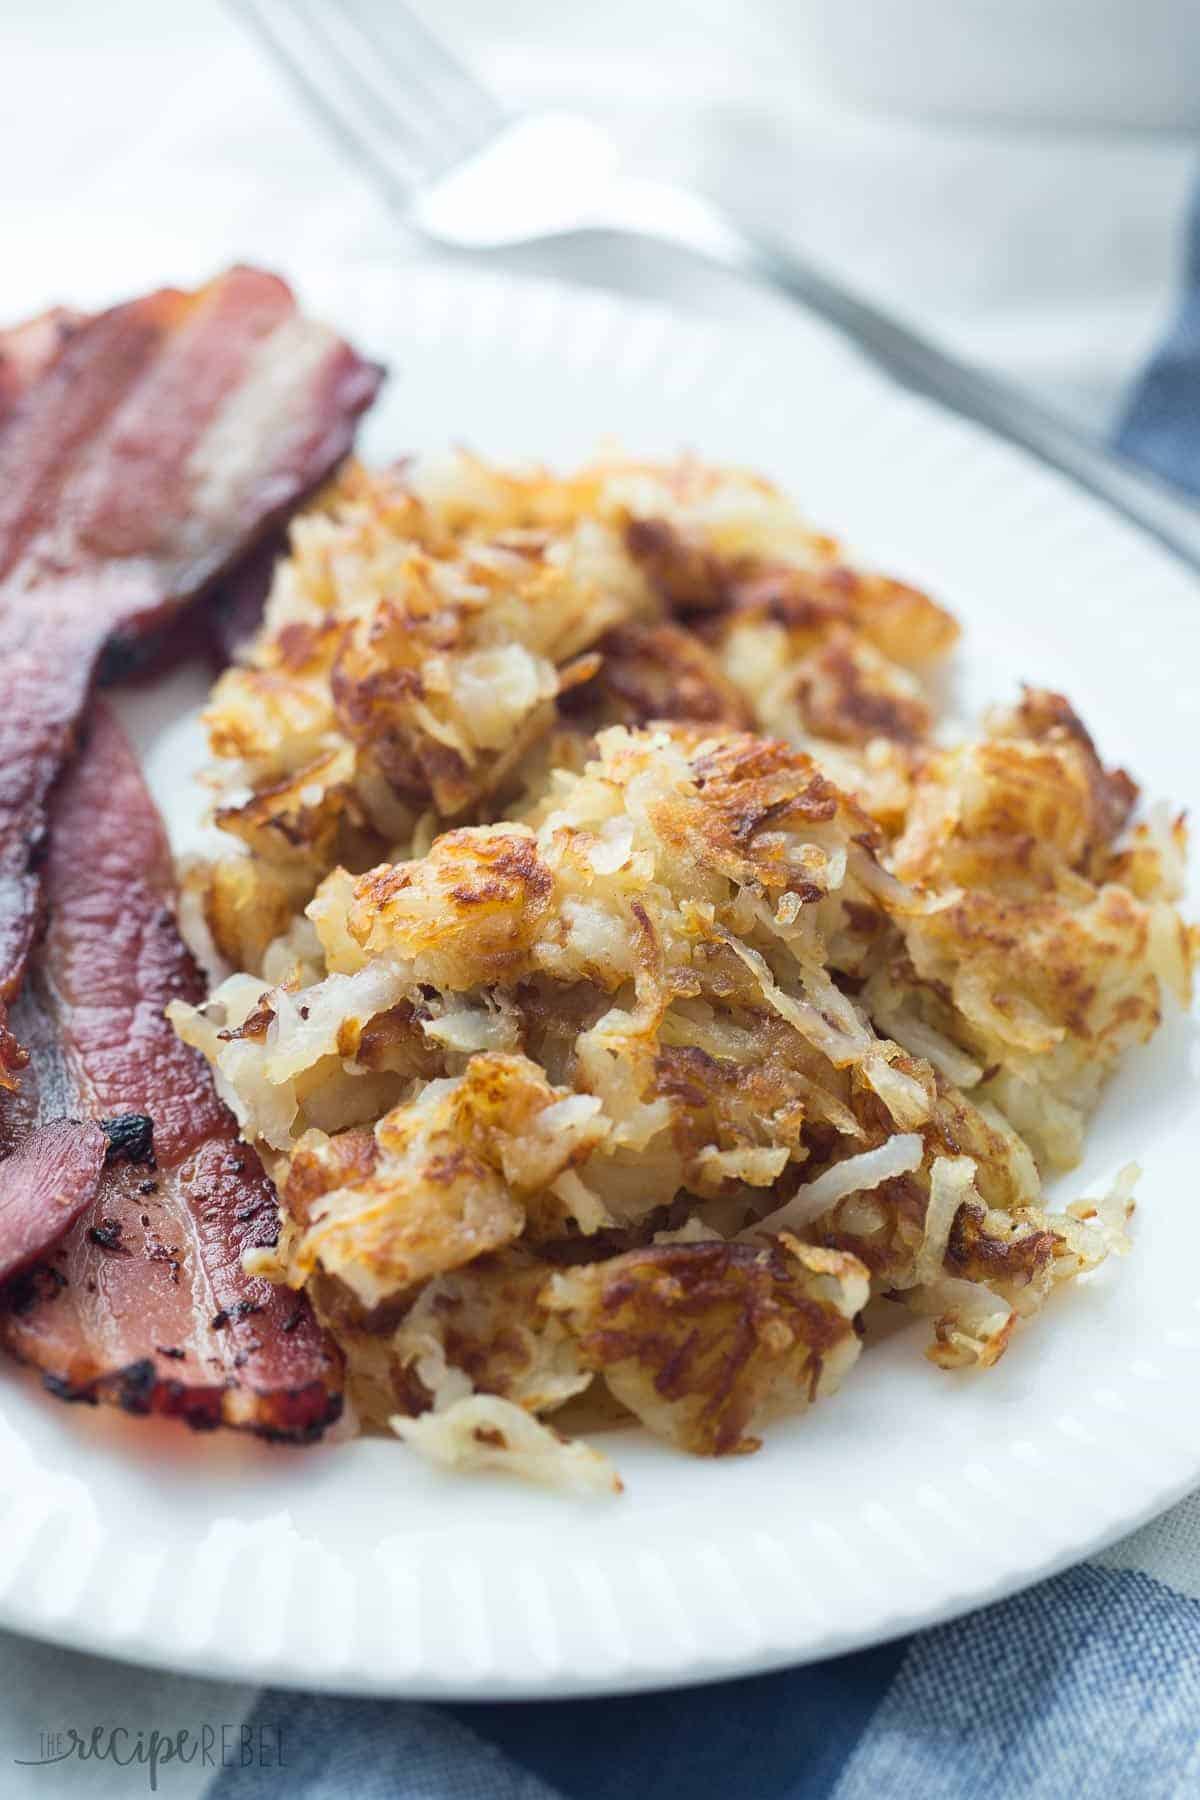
[2,264,1198,1699]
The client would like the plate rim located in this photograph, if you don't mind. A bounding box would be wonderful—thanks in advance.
[1,1437,1198,1701]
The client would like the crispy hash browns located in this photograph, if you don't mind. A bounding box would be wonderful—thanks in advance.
[170,452,1196,1490]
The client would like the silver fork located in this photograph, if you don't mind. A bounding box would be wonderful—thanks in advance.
[232,0,1200,575]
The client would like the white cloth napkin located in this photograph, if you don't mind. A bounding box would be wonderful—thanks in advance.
[1,4,1196,1791]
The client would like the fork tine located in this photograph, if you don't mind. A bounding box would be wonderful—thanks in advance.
[232,0,501,197]
[334,0,507,141]
[290,0,473,175]
[232,0,421,198]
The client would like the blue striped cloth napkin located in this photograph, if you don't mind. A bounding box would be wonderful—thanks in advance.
[199,182,1200,1800]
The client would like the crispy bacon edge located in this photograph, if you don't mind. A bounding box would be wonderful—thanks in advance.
[0,704,343,1441]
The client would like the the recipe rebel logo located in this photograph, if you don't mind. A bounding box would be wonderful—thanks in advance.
[14,1721,287,1790]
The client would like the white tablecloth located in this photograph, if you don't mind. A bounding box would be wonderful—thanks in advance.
[4,0,1196,427]
[1,5,1196,1792]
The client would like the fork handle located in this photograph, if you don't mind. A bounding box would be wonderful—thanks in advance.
[608,177,1200,576]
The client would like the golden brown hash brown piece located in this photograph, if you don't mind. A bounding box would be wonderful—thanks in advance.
[870,689,1192,1171]
[195,452,960,968]
[171,451,1194,1486]
[544,1236,867,1455]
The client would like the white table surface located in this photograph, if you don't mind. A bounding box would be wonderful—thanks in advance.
[2,0,1196,428]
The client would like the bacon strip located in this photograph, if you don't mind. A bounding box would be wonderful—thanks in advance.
[0,706,343,1438]
[0,1120,106,1286]
[0,267,383,1075]
[205,529,284,669]
[0,306,86,426]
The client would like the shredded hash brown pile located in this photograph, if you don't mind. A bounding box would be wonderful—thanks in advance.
[170,452,1196,1492]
